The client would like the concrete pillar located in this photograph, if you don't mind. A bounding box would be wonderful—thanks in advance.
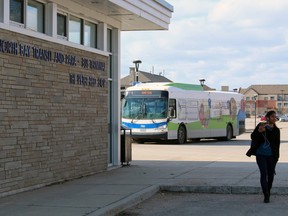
[46,2,57,37]
[97,22,107,51]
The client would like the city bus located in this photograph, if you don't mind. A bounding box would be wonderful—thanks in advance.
[121,82,246,144]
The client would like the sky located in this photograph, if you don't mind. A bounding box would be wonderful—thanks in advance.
[120,0,288,91]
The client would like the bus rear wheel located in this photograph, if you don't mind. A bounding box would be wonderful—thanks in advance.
[225,125,233,141]
[177,125,186,144]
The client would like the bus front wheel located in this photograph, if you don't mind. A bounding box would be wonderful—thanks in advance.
[177,125,186,144]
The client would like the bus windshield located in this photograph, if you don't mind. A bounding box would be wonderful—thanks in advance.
[122,91,168,120]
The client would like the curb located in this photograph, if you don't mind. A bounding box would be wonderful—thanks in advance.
[93,185,288,216]
[160,185,261,194]
[160,185,288,195]
[94,185,160,216]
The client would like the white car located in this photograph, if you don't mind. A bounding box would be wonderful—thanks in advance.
[279,115,288,122]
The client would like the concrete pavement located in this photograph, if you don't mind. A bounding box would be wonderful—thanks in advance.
[118,192,288,216]
[0,118,288,216]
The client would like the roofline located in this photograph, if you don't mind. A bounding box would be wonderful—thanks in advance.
[249,88,260,95]
[243,84,288,95]
[155,0,174,12]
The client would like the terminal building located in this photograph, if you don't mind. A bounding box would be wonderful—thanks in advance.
[0,0,173,196]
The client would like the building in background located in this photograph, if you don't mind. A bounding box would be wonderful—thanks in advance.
[121,67,172,92]
[121,67,215,94]
[0,0,173,197]
[240,85,288,116]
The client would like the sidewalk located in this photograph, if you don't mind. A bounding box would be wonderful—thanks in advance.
[1,159,288,216]
[1,119,288,216]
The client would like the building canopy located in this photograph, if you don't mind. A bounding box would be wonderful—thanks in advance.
[71,0,173,30]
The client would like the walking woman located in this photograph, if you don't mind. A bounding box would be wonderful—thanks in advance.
[246,110,280,203]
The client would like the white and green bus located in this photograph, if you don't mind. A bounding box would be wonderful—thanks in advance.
[121,82,246,144]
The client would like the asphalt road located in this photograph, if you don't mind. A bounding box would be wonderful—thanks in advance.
[117,192,288,216]
[131,118,288,164]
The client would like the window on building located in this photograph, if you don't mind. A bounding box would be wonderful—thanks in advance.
[107,28,112,52]
[57,13,67,38]
[84,21,97,48]
[0,1,3,22]
[10,0,45,33]
[284,103,288,107]
[27,0,44,33]
[277,95,282,101]
[10,0,24,24]
[270,96,275,100]
[264,97,268,100]
[69,15,82,44]
[7,1,100,50]
[277,103,281,107]
[246,97,250,101]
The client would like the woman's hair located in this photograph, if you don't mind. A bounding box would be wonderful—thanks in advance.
[265,110,276,118]
[265,110,278,127]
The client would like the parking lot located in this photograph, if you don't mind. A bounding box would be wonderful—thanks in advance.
[131,118,288,164]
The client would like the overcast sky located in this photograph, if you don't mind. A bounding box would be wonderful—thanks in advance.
[120,0,288,90]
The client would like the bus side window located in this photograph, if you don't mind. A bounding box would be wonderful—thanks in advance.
[169,99,176,118]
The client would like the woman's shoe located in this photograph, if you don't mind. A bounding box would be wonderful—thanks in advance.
[264,192,270,203]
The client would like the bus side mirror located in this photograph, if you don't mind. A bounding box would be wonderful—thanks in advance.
[169,107,175,118]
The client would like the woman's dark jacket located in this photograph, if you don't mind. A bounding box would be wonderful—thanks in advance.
[246,123,280,161]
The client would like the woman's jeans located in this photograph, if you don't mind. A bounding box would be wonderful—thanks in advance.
[256,155,276,194]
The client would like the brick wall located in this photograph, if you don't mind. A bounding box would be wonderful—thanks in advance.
[0,29,108,196]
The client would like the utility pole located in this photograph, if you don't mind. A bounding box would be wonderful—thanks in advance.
[281,89,284,114]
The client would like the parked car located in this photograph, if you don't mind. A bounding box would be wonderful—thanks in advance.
[279,115,288,122]
[260,113,279,121]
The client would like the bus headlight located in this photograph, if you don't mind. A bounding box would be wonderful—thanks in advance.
[158,124,167,129]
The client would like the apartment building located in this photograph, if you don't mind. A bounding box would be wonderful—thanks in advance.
[240,85,288,116]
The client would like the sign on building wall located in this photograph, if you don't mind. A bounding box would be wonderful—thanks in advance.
[0,38,106,88]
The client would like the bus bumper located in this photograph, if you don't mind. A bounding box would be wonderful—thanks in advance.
[131,131,168,140]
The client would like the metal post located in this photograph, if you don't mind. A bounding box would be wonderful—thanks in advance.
[281,89,284,114]
[199,79,205,89]
[133,60,142,83]
[254,95,257,127]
